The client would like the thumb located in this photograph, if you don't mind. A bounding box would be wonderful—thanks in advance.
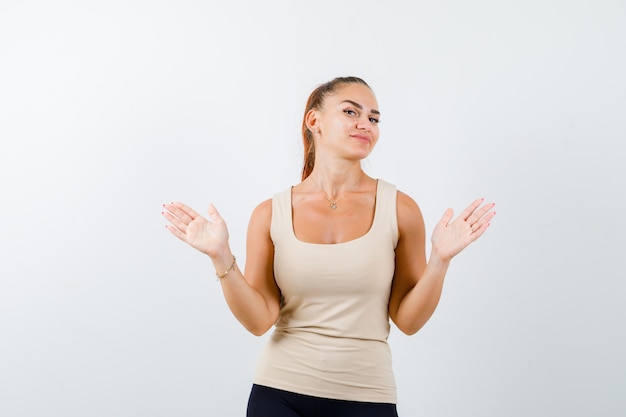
[207,203,223,222]
[439,208,454,227]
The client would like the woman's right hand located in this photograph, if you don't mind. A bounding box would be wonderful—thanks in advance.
[162,202,229,259]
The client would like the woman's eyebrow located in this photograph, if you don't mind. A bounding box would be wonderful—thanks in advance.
[341,99,380,115]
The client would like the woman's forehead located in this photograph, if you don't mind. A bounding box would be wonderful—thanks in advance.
[326,84,378,109]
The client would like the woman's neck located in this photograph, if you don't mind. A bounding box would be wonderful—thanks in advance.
[305,165,371,198]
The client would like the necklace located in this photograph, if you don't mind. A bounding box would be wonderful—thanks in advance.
[322,192,343,209]
[310,178,352,210]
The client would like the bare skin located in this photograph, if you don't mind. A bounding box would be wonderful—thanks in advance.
[162,82,496,336]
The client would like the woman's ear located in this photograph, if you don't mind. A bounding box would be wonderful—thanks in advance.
[305,109,319,134]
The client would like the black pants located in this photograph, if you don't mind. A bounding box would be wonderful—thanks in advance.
[247,384,399,417]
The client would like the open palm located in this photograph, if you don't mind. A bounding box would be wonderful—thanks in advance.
[431,198,496,262]
[162,202,229,258]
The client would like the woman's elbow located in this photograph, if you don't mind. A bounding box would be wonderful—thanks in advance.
[392,316,426,336]
[397,324,420,336]
[242,316,276,337]
[247,325,272,337]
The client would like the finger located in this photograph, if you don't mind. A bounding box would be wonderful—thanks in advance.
[171,201,203,219]
[476,211,496,227]
[162,210,187,233]
[207,203,223,223]
[470,220,492,240]
[459,198,485,222]
[468,202,496,225]
[439,208,454,227]
[165,202,199,224]
[164,221,188,242]
[470,209,496,233]
[162,203,190,224]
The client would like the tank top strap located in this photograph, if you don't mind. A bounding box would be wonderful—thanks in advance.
[373,179,399,249]
[270,187,293,244]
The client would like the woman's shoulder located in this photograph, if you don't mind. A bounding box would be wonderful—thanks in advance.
[250,182,296,219]
[249,198,272,230]
[396,189,419,209]
[251,198,272,217]
[375,179,418,209]
[394,188,425,230]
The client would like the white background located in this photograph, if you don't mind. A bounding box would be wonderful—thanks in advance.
[1,1,625,416]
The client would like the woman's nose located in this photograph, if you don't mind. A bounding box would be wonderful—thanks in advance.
[356,116,372,131]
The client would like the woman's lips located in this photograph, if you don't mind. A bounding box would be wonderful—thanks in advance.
[350,134,370,143]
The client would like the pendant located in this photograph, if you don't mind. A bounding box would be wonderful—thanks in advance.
[322,191,341,209]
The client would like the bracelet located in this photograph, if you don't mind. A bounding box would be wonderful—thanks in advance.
[215,255,236,280]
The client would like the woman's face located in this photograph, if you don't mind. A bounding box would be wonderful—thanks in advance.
[311,83,380,161]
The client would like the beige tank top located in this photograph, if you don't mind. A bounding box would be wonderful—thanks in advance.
[253,179,399,403]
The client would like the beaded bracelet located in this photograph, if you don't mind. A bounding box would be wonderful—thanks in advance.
[215,255,236,280]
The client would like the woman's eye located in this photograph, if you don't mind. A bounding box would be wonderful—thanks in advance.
[344,109,357,116]
[369,117,380,124]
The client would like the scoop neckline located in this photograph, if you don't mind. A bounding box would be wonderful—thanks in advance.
[289,179,380,246]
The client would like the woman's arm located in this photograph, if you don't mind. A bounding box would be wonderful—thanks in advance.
[388,192,495,335]
[219,199,281,335]
[163,200,280,336]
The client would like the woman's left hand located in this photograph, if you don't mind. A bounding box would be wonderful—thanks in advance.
[431,198,496,262]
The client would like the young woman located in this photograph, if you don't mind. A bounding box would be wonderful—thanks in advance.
[162,76,496,416]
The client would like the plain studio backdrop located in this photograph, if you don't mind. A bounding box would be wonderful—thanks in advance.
[1,1,624,416]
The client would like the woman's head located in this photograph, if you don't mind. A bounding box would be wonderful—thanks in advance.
[301,76,374,180]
